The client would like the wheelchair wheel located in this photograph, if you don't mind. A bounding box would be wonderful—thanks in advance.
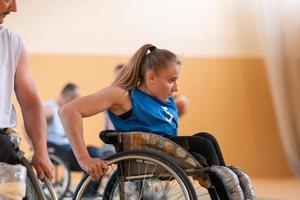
[42,153,70,199]
[74,150,197,200]
[25,173,59,200]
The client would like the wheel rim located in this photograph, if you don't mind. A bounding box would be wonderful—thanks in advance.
[76,155,191,200]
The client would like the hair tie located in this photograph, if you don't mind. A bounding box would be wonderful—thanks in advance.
[149,46,156,52]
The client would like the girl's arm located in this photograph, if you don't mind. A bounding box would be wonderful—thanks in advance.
[59,86,129,179]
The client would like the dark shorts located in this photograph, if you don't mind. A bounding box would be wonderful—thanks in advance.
[0,129,18,164]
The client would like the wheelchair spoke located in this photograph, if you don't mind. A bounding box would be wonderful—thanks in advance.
[191,179,212,199]
[138,162,150,200]
[167,191,185,200]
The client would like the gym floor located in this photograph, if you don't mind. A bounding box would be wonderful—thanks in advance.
[253,178,300,200]
[68,173,300,200]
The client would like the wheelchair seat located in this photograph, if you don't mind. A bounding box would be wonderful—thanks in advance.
[99,130,212,184]
[100,130,202,169]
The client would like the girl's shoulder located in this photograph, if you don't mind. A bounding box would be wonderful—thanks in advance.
[106,86,132,115]
[107,85,129,96]
[104,86,131,105]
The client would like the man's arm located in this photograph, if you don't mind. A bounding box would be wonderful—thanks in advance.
[15,46,54,180]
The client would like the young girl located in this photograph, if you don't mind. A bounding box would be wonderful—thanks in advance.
[59,44,227,197]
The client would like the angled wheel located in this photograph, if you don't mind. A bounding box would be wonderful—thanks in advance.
[74,150,197,200]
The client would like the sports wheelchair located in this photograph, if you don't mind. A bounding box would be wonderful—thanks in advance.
[73,131,256,200]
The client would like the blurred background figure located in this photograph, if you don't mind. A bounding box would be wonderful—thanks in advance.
[45,83,80,147]
[173,94,188,117]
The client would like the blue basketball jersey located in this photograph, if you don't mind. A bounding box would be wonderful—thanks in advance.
[108,88,178,136]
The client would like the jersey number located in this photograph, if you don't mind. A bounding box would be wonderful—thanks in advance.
[162,106,173,124]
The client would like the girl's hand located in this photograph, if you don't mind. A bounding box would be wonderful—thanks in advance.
[79,157,108,180]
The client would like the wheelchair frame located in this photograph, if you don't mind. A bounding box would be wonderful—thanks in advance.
[73,131,220,200]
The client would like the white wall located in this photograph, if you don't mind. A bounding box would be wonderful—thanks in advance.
[5,0,262,56]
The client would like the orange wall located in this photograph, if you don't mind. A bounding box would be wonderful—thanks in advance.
[14,54,292,178]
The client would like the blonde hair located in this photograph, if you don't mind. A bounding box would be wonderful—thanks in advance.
[112,44,180,90]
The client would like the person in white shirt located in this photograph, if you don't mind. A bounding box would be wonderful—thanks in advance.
[0,0,53,180]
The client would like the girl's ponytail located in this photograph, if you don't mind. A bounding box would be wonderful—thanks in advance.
[112,44,154,89]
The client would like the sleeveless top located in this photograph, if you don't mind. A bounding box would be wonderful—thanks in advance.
[108,88,178,137]
[44,101,69,145]
[0,27,23,128]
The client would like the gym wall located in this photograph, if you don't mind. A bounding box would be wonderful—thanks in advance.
[13,54,291,178]
[7,0,292,178]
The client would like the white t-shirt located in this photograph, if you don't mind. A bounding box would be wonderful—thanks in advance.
[0,26,23,128]
[44,100,69,145]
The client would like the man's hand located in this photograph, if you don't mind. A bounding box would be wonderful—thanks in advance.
[32,152,54,180]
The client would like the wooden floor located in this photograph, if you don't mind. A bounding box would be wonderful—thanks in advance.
[253,178,300,200]
[69,173,300,200]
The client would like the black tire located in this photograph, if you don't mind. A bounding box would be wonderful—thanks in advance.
[74,150,198,200]
[72,173,104,200]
